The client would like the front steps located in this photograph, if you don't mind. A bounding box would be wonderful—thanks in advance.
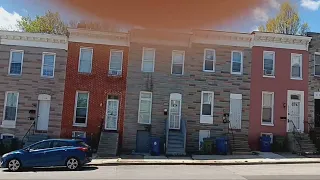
[288,132,318,155]
[97,132,119,157]
[166,130,185,155]
[228,132,251,154]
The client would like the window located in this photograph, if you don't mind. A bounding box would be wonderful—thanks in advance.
[171,50,185,75]
[263,51,275,77]
[52,141,71,148]
[72,131,86,138]
[74,92,89,126]
[78,48,93,73]
[109,50,123,76]
[8,50,24,75]
[105,96,119,130]
[0,134,14,139]
[231,51,243,74]
[41,53,56,78]
[291,53,302,79]
[138,91,152,124]
[29,141,51,151]
[262,92,274,125]
[200,91,214,124]
[142,48,155,72]
[315,53,320,76]
[2,92,19,128]
[203,49,215,72]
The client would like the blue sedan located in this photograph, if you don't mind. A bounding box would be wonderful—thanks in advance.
[0,139,92,171]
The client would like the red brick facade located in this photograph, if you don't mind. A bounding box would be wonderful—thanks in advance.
[60,42,128,147]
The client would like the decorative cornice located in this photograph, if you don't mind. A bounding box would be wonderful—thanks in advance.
[68,28,129,47]
[0,31,68,50]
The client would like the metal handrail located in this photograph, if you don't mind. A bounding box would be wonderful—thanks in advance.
[181,119,187,153]
[288,120,302,153]
[21,121,35,143]
[226,120,234,155]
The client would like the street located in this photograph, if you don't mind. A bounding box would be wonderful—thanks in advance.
[0,163,320,180]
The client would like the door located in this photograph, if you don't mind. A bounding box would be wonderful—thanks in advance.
[136,130,150,153]
[287,90,304,132]
[229,94,242,129]
[315,98,320,127]
[24,141,52,167]
[105,99,119,130]
[37,94,51,131]
[169,93,182,129]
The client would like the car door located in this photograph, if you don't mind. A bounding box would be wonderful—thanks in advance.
[51,140,72,166]
[24,141,52,167]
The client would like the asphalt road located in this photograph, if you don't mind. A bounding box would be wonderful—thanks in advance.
[1,164,320,179]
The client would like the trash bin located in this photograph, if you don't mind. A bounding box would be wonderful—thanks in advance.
[216,137,228,155]
[260,135,271,152]
[203,138,214,154]
[150,137,160,156]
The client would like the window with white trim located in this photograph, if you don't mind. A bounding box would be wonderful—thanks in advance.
[315,53,320,76]
[9,50,24,75]
[74,92,89,126]
[3,92,19,126]
[138,91,152,124]
[231,51,243,74]
[142,48,155,72]
[41,53,56,78]
[72,131,86,138]
[262,92,274,125]
[291,53,302,79]
[109,50,123,76]
[263,51,275,77]
[200,91,214,124]
[78,48,93,73]
[171,50,185,75]
[0,133,14,139]
[203,49,215,72]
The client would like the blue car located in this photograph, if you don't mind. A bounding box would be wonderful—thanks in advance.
[0,139,92,171]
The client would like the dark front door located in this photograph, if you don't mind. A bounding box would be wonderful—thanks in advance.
[136,130,150,153]
[315,99,320,127]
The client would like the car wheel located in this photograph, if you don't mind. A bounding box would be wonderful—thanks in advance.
[8,159,21,172]
[66,157,80,170]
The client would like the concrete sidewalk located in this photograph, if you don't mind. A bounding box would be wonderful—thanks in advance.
[89,152,320,166]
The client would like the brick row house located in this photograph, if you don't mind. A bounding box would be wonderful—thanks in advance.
[60,29,129,155]
[0,31,68,143]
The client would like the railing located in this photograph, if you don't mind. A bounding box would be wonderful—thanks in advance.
[288,120,303,154]
[228,123,235,155]
[165,118,169,154]
[181,119,187,153]
[21,120,35,144]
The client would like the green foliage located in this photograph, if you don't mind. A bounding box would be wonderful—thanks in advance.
[258,2,310,35]
[17,11,68,35]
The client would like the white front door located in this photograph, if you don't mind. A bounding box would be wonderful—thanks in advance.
[229,93,242,129]
[37,99,50,131]
[105,99,119,130]
[169,93,182,129]
[287,90,304,132]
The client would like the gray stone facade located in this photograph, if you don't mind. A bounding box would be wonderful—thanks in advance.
[123,41,252,153]
[0,44,67,138]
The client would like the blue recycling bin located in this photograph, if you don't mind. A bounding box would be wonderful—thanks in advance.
[150,137,160,156]
[260,135,271,152]
[216,137,228,155]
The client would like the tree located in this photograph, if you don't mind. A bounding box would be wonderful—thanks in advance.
[258,2,310,35]
[68,20,124,32]
[17,11,68,35]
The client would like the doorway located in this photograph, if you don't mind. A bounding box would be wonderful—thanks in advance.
[37,94,51,131]
[287,90,304,132]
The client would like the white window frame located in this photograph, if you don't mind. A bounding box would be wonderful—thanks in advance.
[263,51,275,78]
[314,52,320,77]
[138,91,152,124]
[1,91,19,128]
[141,47,156,72]
[105,98,119,130]
[203,49,216,72]
[231,51,243,75]
[261,91,274,126]
[78,47,93,73]
[171,50,185,75]
[108,49,123,76]
[72,131,86,138]
[8,50,24,76]
[0,133,15,139]
[73,91,89,127]
[200,91,214,124]
[290,53,303,80]
[41,52,56,78]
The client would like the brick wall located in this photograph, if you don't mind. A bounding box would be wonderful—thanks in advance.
[123,42,252,152]
[60,42,128,148]
[0,45,67,138]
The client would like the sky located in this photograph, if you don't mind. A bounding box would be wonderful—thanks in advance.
[0,0,320,33]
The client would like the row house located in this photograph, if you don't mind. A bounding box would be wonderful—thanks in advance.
[60,29,129,155]
[123,29,253,154]
[249,32,312,150]
[0,31,68,141]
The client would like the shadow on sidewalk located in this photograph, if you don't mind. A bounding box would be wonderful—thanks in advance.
[2,166,98,172]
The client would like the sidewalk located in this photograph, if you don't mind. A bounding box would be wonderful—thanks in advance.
[89,152,320,166]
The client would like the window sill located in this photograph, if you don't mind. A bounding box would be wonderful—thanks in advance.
[78,72,92,75]
[73,124,87,128]
[105,128,118,131]
[40,76,54,79]
[263,75,275,78]
[290,77,303,80]
[261,123,274,127]
[0,124,16,129]
[138,122,151,125]
[203,70,215,73]
[231,72,242,75]
[8,74,22,77]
